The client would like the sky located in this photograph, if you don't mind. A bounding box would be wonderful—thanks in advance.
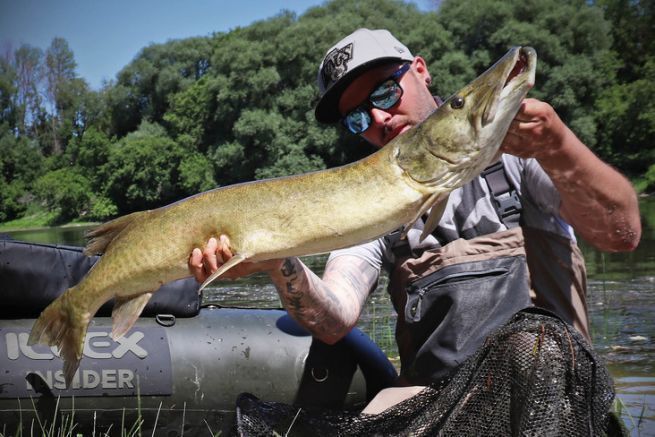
[0,0,428,90]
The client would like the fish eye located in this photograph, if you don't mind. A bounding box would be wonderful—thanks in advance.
[450,96,465,109]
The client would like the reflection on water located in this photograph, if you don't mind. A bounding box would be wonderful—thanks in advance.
[3,198,654,435]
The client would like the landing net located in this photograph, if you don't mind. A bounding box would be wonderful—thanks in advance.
[236,310,624,436]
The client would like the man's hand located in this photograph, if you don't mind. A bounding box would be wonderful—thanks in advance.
[500,98,640,252]
[500,98,565,161]
[188,235,283,283]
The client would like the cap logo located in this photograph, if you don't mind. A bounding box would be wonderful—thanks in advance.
[321,43,354,88]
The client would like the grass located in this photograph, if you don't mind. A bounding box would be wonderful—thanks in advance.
[0,397,142,437]
[0,211,97,232]
[612,396,648,435]
[0,399,219,437]
[0,211,58,231]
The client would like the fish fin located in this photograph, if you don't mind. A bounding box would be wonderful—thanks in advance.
[28,286,90,388]
[111,293,153,340]
[419,196,449,242]
[84,210,150,255]
[199,253,248,292]
[401,191,447,239]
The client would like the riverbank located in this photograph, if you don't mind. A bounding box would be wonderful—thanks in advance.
[0,211,98,233]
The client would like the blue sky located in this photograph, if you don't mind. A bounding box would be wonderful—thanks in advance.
[0,0,429,90]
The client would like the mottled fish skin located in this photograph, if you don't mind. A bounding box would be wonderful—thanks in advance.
[28,47,537,387]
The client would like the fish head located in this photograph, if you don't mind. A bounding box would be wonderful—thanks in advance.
[394,46,537,189]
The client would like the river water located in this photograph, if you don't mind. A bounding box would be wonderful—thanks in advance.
[5,197,654,435]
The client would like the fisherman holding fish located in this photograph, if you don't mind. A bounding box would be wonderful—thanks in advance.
[190,28,640,410]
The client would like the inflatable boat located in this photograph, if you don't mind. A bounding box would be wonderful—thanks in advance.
[0,237,397,435]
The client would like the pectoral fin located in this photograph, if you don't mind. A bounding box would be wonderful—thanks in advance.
[111,292,152,340]
[402,191,448,239]
[199,253,249,292]
[419,197,449,242]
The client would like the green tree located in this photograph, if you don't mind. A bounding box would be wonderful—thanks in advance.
[44,37,78,154]
[107,37,213,136]
[436,0,617,148]
[11,45,44,136]
[0,56,18,131]
[164,75,222,151]
[64,127,112,190]
[594,58,655,175]
[178,152,216,193]
[592,0,655,177]
[5,0,654,223]
[0,123,45,220]
[103,121,191,213]
[33,168,92,223]
[595,0,654,82]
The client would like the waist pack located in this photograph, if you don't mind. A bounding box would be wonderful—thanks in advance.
[0,237,201,319]
[389,227,532,385]
[389,224,589,385]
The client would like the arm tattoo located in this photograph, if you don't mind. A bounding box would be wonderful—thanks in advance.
[270,256,379,342]
[279,258,304,312]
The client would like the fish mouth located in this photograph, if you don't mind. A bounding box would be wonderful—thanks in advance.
[480,46,536,127]
[504,48,531,88]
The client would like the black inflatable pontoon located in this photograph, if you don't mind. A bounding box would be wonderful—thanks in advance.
[0,237,397,435]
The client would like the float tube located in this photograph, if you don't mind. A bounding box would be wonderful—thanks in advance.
[0,237,397,435]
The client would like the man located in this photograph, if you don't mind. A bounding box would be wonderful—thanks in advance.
[189,29,640,410]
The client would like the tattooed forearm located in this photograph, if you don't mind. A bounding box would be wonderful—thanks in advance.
[279,258,304,313]
[269,256,379,343]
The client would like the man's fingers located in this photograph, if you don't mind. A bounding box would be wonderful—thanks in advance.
[203,237,219,273]
[218,235,233,261]
[188,235,236,284]
[189,247,206,282]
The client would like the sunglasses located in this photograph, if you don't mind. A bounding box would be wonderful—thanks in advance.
[342,63,411,135]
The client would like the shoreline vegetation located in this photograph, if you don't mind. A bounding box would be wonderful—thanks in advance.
[0,192,651,235]
[0,212,98,233]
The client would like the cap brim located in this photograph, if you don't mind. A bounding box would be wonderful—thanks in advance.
[314,57,407,124]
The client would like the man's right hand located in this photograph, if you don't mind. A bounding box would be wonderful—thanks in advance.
[188,235,283,283]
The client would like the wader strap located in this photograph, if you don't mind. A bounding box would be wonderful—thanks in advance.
[384,229,413,259]
[481,161,522,229]
[387,162,523,260]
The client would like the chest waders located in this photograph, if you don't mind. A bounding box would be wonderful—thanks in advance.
[234,164,617,437]
[387,161,589,385]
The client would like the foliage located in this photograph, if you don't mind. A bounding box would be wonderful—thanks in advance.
[33,168,93,223]
[0,123,44,221]
[436,0,617,146]
[592,0,655,176]
[635,164,655,195]
[102,121,193,213]
[0,0,653,225]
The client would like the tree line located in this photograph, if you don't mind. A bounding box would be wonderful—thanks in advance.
[1,0,653,224]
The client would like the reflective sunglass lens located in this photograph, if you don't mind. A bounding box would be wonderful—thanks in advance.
[345,109,371,134]
[370,81,402,110]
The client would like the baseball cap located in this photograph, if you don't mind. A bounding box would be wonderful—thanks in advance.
[315,28,414,124]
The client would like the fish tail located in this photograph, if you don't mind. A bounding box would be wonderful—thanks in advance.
[28,287,90,387]
[84,210,150,255]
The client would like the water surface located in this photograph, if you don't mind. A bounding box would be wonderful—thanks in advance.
[4,198,654,435]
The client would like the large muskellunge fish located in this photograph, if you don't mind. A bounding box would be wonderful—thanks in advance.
[29,46,537,386]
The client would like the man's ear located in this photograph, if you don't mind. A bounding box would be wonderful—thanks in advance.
[412,56,432,87]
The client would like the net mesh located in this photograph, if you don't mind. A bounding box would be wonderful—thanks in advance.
[236,309,624,436]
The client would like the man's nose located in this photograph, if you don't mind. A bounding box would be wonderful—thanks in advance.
[369,107,392,126]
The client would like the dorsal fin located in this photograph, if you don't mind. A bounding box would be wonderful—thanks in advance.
[84,210,149,256]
